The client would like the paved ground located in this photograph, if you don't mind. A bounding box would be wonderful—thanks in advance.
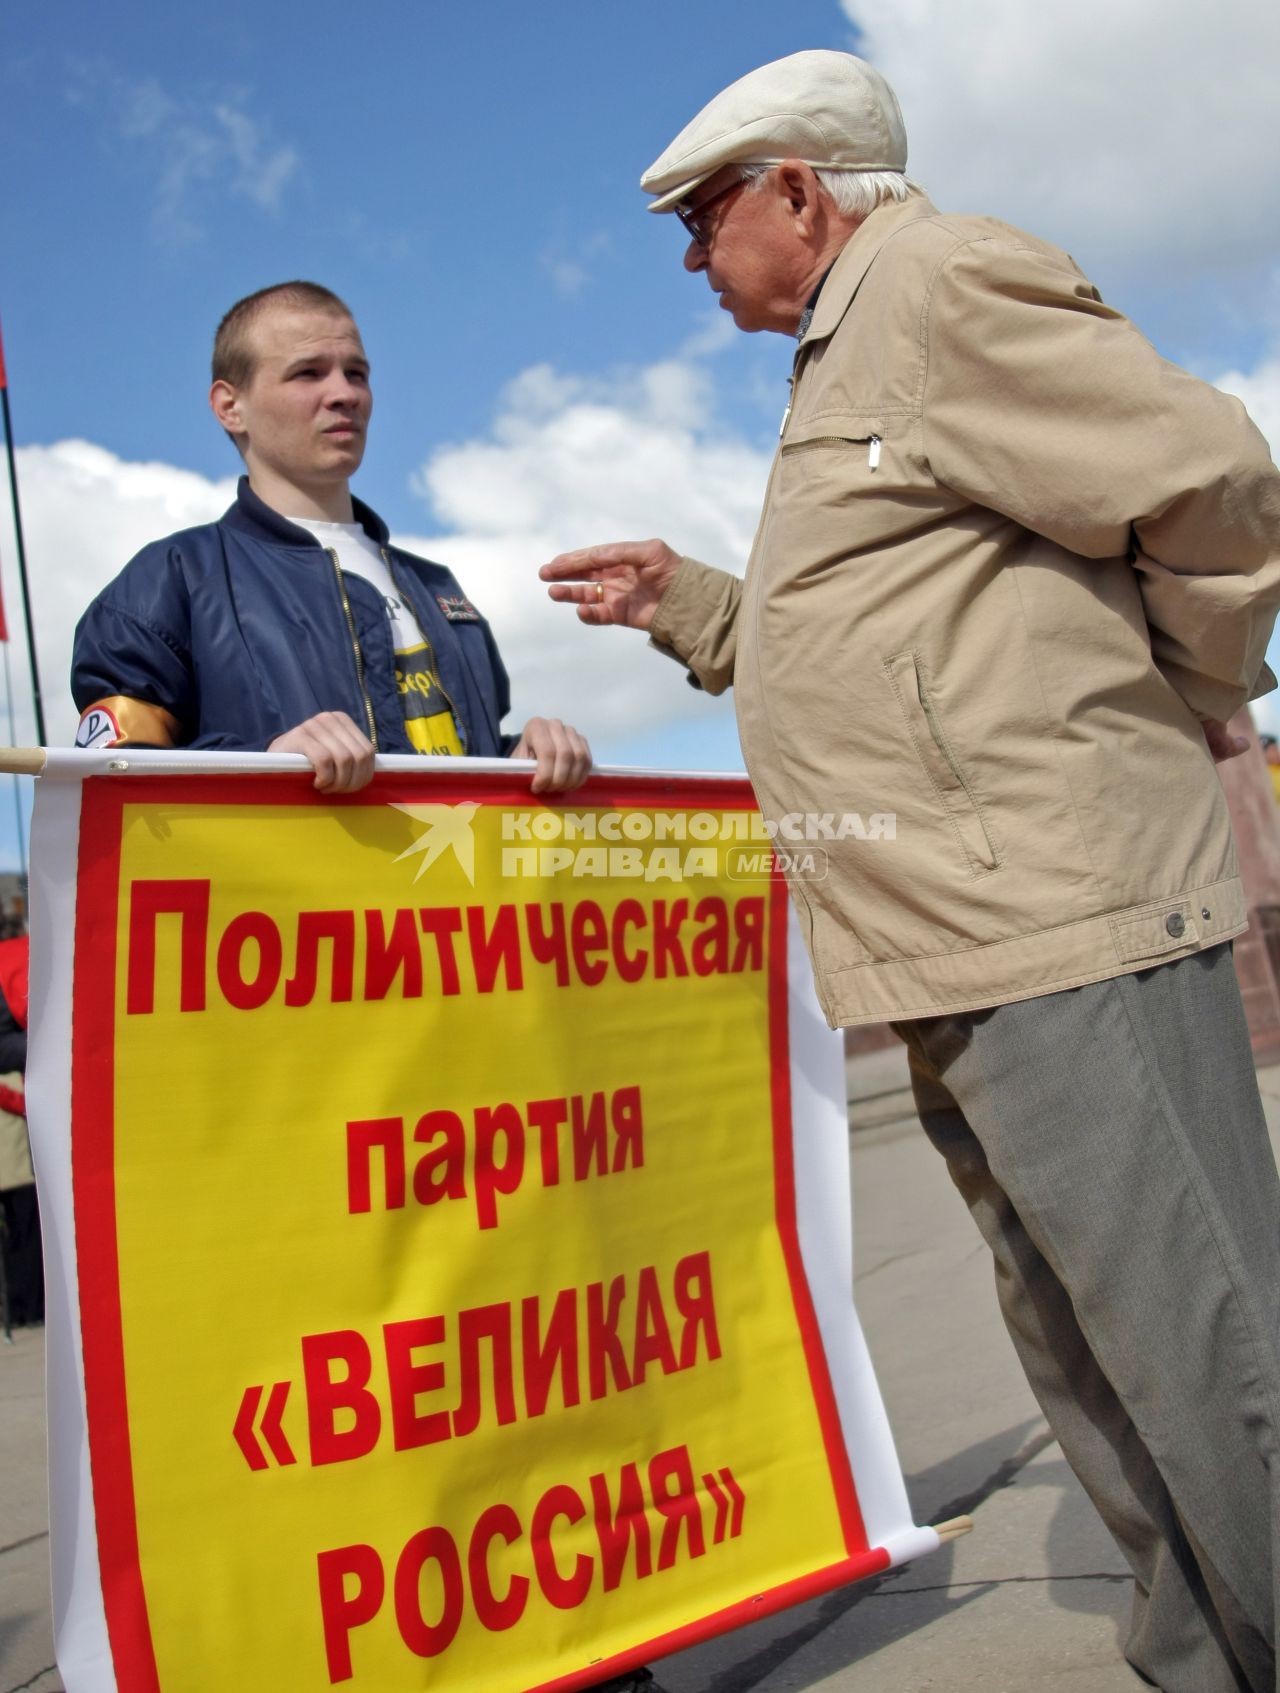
[6,1056,1280,1693]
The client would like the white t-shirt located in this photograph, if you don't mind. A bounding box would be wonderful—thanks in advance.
[290,517,463,755]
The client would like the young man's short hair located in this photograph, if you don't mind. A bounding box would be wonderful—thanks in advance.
[212,281,354,388]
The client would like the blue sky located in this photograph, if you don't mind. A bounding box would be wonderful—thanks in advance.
[1,0,1277,870]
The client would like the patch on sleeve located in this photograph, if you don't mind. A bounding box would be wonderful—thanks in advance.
[436,594,481,622]
[75,704,123,749]
[73,695,180,748]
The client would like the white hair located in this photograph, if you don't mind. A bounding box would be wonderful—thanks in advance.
[738,163,918,220]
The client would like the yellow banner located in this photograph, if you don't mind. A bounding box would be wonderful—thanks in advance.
[68,770,881,1692]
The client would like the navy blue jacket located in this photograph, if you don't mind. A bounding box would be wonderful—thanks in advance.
[72,479,514,756]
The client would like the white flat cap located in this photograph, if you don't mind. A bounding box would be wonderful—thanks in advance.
[641,50,907,213]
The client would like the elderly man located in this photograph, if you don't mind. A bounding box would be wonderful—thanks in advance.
[73,280,590,794]
[543,50,1280,1693]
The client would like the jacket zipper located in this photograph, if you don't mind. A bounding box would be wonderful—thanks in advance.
[385,551,467,751]
[326,548,379,749]
[782,433,882,469]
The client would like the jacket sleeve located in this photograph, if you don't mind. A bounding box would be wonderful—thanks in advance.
[646,557,743,696]
[920,237,1280,722]
[480,620,520,755]
[72,546,272,752]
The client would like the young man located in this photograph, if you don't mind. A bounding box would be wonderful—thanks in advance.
[544,51,1280,1693]
[71,284,662,1693]
[73,280,590,794]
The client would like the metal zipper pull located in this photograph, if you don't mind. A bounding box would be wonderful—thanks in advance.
[779,377,794,439]
[868,435,882,471]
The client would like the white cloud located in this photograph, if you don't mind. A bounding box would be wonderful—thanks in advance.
[0,442,234,746]
[843,0,1280,280]
[540,232,612,301]
[1215,357,1280,459]
[405,356,769,750]
[67,63,299,241]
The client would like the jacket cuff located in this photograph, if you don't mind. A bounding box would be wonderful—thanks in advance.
[647,557,740,696]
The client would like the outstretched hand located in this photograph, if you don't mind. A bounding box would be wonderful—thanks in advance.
[539,539,683,633]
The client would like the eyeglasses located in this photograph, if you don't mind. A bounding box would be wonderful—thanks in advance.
[674,177,748,248]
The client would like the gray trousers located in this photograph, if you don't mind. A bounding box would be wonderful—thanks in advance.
[893,944,1280,1693]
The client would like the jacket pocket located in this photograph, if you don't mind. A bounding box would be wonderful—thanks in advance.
[884,650,1000,876]
[780,423,884,469]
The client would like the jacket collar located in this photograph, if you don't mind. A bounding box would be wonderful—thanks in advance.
[222,476,392,549]
[799,190,939,349]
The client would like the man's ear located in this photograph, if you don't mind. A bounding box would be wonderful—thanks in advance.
[774,160,821,228]
[209,378,245,437]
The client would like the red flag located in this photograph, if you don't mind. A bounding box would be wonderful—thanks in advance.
[0,314,7,390]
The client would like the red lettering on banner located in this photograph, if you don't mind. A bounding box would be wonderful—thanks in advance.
[673,1250,723,1367]
[127,878,209,1013]
[285,912,356,1006]
[701,1466,746,1544]
[591,1462,653,1592]
[418,907,463,995]
[395,1527,465,1659]
[611,898,649,983]
[691,896,730,977]
[585,1276,634,1401]
[347,1118,406,1213]
[316,1543,385,1683]
[473,1103,525,1230]
[350,1088,645,1222]
[631,1265,678,1383]
[232,1379,297,1470]
[364,908,423,1001]
[302,1330,381,1465]
[527,1096,567,1187]
[412,1110,467,1205]
[570,900,609,986]
[216,911,283,1010]
[525,902,571,985]
[531,1484,593,1610]
[466,904,524,993]
[282,1255,720,1472]
[651,898,690,978]
[146,885,767,1012]
[610,1086,644,1172]
[468,1503,530,1632]
[732,896,766,973]
[649,1444,707,1571]
[571,1092,608,1181]
[311,1444,744,1676]
[521,1289,581,1417]
[452,1304,517,1436]
[384,1317,450,1450]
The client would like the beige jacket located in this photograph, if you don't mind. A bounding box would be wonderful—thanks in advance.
[650,194,1280,1026]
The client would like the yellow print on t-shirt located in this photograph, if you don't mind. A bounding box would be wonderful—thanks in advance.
[395,641,463,756]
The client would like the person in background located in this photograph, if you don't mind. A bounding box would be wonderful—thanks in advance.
[0,933,40,1330]
[1260,733,1280,803]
